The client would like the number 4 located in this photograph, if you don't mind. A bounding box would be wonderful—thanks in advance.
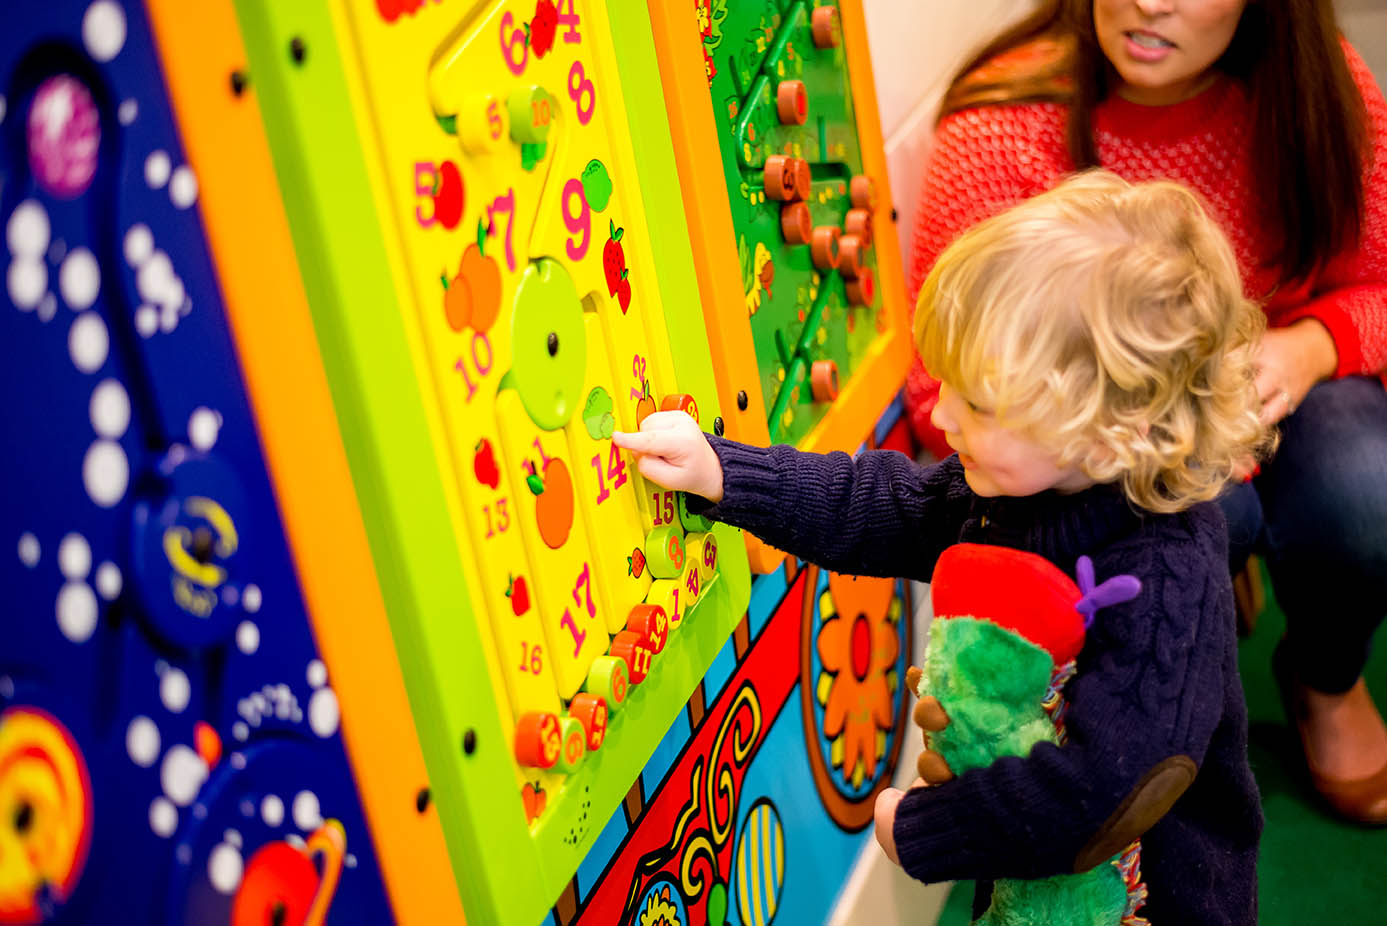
[557,0,581,43]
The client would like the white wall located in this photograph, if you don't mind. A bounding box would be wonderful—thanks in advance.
[862,0,1041,267]
[1340,0,1387,86]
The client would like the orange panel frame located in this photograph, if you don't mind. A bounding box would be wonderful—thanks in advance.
[649,0,914,573]
[143,2,465,922]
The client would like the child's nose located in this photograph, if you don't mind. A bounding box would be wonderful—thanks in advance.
[931,383,958,434]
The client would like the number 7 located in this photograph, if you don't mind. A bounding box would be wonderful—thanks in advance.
[487,189,517,271]
[572,562,596,618]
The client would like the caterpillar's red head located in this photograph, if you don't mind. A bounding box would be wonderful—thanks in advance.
[930,544,1140,666]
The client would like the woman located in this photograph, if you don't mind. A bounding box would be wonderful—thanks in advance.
[903,0,1387,824]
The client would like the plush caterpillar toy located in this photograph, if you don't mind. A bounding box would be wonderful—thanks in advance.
[906,543,1147,926]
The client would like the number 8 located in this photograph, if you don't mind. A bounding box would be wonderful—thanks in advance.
[568,61,595,125]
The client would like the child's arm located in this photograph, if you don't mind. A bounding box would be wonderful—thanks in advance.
[613,411,969,581]
[878,530,1239,883]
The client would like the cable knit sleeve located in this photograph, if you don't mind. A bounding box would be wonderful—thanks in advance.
[1278,42,1387,377]
[892,517,1231,883]
[688,436,970,582]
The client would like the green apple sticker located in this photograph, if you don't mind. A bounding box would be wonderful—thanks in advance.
[581,159,613,211]
[582,387,616,440]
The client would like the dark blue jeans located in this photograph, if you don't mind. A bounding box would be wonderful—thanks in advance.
[1219,376,1387,694]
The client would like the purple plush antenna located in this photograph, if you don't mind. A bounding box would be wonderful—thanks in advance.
[1075,555,1142,629]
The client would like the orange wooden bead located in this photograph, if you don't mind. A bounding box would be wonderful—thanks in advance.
[845,208,873,247]
[609,630,653,683]
[811,360,840,401]
[838,234,865,279]
[763,154,796,201]
[781,202,812,244]
[514,711,562,768]
[777,79,808,125]
[811,226,841,271]
[792,157,813,201]
[846,266,876,307]
[812,5,841,48]
[850,175,876,210]
[660,393,699,422]
[626,603,670,654]
[568,693,609,752]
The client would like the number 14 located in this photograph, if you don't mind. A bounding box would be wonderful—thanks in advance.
[591,444,628,504]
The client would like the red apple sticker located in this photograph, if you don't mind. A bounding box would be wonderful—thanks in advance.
[506,574,531,616]
[474,439,500,489]
[376,0,424,23]
[433,161,464,230]
[530,1,558,58]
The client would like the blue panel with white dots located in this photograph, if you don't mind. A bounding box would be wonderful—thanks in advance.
[0,3,393,923]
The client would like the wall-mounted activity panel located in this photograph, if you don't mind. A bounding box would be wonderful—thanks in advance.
[649,0,913,573]
[0,1,433,921]
[230,0,752,922]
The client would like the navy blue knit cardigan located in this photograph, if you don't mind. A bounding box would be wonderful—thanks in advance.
[691,438,1261,925]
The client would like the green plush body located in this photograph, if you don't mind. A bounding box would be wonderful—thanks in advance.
[921,618,1129,926]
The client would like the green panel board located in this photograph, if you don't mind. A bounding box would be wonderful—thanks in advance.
[704,0,885,444]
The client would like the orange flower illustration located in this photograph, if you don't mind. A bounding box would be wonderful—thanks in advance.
[815,574,900,787]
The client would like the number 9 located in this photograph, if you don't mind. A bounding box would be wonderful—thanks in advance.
[562,178,590,261]
[703,537,717,570]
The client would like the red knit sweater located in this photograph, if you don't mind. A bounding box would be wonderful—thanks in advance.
[904,43,1387,453]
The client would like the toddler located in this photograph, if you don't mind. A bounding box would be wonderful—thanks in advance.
[613,171,1272,924]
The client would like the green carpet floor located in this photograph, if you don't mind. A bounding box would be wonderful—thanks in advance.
[938,584,1387,924]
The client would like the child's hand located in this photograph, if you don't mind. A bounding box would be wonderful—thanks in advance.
[612,411,725,503]
[874,777,932,866]
[874,787,905,865]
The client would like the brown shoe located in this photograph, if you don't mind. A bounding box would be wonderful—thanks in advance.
[1274,642,1387,826]
[1306,761,1387,825]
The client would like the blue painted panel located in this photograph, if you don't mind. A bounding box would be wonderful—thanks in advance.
[0,3,393,923]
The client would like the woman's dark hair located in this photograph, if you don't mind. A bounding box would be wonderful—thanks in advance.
[940,0,1369,284]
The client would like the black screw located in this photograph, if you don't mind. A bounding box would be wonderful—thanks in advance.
[415,787,431,813]
[713,416,724,436]
[736,390,748,411]
[230,70,248,96]
[191,527,216,564]
[289,36,307,65]
[547,332,559,356]
[462,729,477,755]
[271,901,288,926]
[890,207,899,223]
[14,800,33,834]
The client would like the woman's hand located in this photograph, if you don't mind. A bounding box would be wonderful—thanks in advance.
[612,411,725,502]
[1253,319,1338,426]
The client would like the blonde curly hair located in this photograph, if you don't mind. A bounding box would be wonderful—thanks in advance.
[915,170,1274,513]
